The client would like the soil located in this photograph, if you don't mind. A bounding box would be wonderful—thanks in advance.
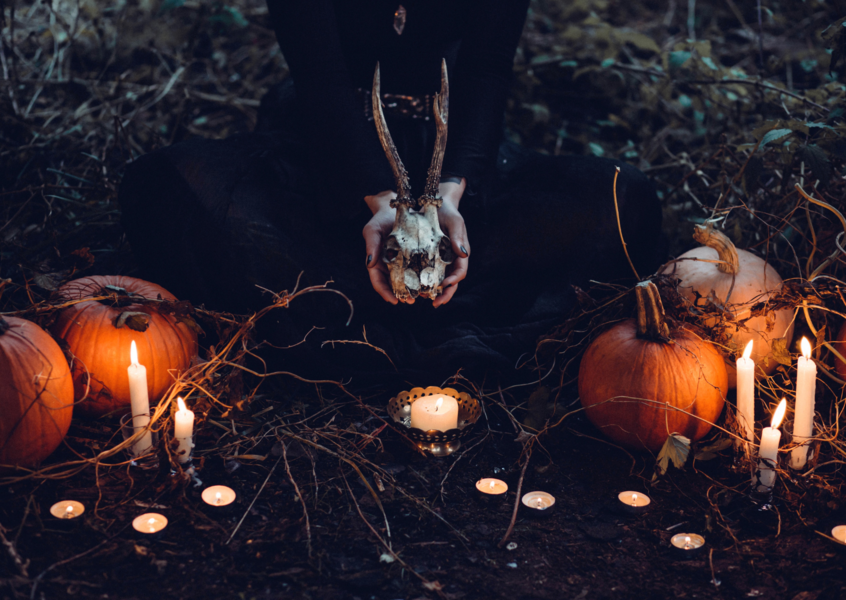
[3,388,846,600]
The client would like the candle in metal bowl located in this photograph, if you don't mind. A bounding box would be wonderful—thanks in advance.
[475,478,508,502]
[521,491,555,517]
[617,491,651,516]
[670,533,705,558]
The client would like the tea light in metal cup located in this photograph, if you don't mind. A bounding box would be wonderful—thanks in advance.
[831,525,846,545]
[475,478,508,502]
[50,500,84,520]
[201,485,237,508]
[521,491,555,517]
[618,491,651,515]
[670,533,705,558]
[132,512,168,538]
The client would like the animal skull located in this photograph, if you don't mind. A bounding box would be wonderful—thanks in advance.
[372,61,455,302]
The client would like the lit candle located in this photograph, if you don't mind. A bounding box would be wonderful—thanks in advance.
[757,399,787,489]
[174,397,194,464]
[132,512,168,535]
[790,338,817,470]
[50,500,85,520]
[127,340,153,455]
[617,490,651,515]
[736,340,755,452]
[475,478,508,502]
[409,394,459,432]
[521,491,555,516]
[670,533,705,557]
[201,485,237,507]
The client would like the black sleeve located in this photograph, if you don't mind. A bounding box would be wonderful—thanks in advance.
[265,0,395,204]
[442,0,530,195]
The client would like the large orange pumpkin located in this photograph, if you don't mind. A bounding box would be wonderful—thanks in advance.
[51,276,198,417]
[0,316,74,469]
[578,281,728,452]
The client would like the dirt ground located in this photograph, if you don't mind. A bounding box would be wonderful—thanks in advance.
[2,0,846,599]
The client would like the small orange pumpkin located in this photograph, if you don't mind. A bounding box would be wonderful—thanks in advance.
[578,281,728,452]
[0,316,74,469]
[51,276,198,417]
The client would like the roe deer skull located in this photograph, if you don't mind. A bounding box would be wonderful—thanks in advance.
[372,60,455,302]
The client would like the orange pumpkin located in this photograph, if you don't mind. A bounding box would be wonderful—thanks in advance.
[661,223,793,386]
[0,316,74,469]
[51,276,198,417]
[578,281,728,452]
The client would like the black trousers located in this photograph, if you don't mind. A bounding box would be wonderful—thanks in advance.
[118,80,664,382]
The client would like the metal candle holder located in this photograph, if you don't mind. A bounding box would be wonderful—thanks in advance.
[387,386,481,456]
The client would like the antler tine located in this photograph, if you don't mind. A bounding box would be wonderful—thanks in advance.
[422,59,449,203]
[372,63,413,206]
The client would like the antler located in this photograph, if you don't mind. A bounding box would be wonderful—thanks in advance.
[421,59,449,206]
[372,63,413,207]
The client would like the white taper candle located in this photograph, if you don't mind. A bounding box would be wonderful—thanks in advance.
[174,397,194,464]
[127,340,153,455]
[790,338,816,470]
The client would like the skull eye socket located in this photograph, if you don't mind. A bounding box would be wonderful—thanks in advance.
[384,235,401,263]
[438,237,455,264]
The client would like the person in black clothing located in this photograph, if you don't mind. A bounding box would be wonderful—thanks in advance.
[118,1,663,381]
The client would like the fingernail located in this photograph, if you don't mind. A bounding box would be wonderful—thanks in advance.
[366,254,372,266]
[460,245,468,256]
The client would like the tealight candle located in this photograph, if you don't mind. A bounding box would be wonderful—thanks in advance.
[50,500,84,520]
[201,485,237,507]
[736,340,755,453]
[521,491,555,517]
[132,512,168,536]
[617,491,651,515]
[831,525,846,544]
[670,533,705,558]
[409,394,458,432]
[127,340,153,455]
[475,478,508,502]
[757,398,787,490]
[790,338,817,470]
[174,397,194,464]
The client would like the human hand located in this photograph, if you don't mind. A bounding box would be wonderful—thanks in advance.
[433,179,470,308]
[363,190,399,304]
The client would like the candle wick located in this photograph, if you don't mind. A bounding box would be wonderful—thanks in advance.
[632,493,638,507]
[684,536,691,549]
[215,492,222,505]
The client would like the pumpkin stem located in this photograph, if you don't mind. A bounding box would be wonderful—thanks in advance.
[635,281,670,341]
[692,222,739,275]
[0,317,8,335]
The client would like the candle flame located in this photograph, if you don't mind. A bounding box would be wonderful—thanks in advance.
[684,536,691,550]
[147,517,156,532]
[177,397,187,412]
[536,498,543,508]
[65,504,74,518]
[130,340,139,366]
[489,480,495,490]
[632,493,638,507]
[435,398,443,412]
[742,340,753,361]
[771,398,787,429]
[801,337,811,359]
[215,491,222,505]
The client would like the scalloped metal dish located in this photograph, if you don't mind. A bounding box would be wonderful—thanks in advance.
[387,386,481,456]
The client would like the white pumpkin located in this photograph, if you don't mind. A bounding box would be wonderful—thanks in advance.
[661,223,794,387]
